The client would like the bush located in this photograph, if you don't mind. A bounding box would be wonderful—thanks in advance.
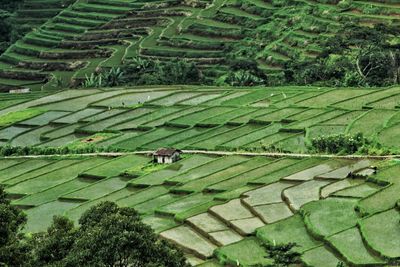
[309,133,390,155]
[263,242,301,266]
[122,57,204,85]
[82,67,124,88]
[0,145,123,157]
[29,202,189,267]
[0,188,189,266]
[310,133,365,154]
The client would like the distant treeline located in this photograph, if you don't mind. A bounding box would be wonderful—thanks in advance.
[0,0,24,54]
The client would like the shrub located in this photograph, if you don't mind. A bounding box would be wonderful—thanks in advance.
[82,67,124,88]
[310,133,366,154]
[263,242,301,266]
[121,57,204,85]
[309,133,391,155]
[0,145,123,157]
[29,202,189,267]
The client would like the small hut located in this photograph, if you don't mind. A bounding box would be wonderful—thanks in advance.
[153,148,182,164]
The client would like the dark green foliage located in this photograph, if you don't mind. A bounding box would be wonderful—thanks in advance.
[121,57,204,86]
[309,133,389,155]
[263,242,301,266]
[0,185,30,267]
[83,67,124,88]
[0,0,24,54]
[30,202,189,267]
[29,216,76,266]
[222,70,266,86]
[0,145,123,157]
[310,133,367,154]
[219,58,268,86]
[285,24,400,87]
[0,0,23,12]
[0,190,188,267]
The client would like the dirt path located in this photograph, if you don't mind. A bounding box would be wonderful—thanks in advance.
[2,150,400,160]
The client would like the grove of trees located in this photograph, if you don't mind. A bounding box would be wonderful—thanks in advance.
[0,186,189,267]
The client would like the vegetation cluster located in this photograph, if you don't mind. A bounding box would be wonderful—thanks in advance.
[0,186,188,267]
[0,0,25,54]
[309,133,394,155]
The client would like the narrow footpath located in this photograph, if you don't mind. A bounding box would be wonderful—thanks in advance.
[2,150,400,160]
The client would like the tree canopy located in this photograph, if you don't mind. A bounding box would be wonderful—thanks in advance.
[0,186,188,267]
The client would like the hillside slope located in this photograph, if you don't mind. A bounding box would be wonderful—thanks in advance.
[1,153,399,266]
[1,85,400,153]
[0,0,399,92]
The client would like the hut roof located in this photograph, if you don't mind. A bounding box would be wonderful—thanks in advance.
[153,148,182,157]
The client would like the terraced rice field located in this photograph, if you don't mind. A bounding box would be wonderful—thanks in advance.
[1,86,400,266]
[2,86,400,152]
[1,152,398,266]
[1,0,399,91]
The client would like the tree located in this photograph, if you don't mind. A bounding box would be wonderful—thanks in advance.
[0,0,24,54]
[31,202,189,267]
[29,216,76,266]
[0,185,31,267]
[323,23,400,86]
[285,23,400,87]
[120,57,203,86]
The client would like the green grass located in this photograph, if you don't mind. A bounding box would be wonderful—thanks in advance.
[0,158,26,171]
[357,183,400,216]
[81,108,154,132]
[301,198,359,239]
[53,108,103,124]
[256,214,321,253]
[282,180,331,211]
[111,127,182,150]
[332,183,382,198]
[176,157,269,193]
[4,159,80,186]
[0,108,46,127]
[326,227,385,266]
[296,89,372,108]
[206,158,299,192]
[110,106,182,131]
[215,238,273,266]
[116,186,170,208]
[94,91,171,108]
[166,155,248,185]
[19,111,69,126]
[142,127,211,150]
[191,124,264,150]
[155,193,216,217]
[301,246,342,267]
[7,157,108,195]
[358,208,400,259]
[131,155,216,186]
[13,178,95,206]
[24,200,82,233]
[347,109,398,137]
[3,81,400,265]
[250,158,322,185]
[0,159,52,184]
[81,155,149,178]
[169,107,235,127]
